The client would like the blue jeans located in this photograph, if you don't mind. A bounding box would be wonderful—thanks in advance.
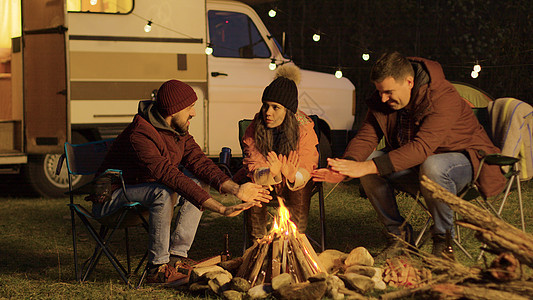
[360,151,473,237]
[92,181,203,265]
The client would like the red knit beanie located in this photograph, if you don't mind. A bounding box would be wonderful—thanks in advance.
[156,80,197,117]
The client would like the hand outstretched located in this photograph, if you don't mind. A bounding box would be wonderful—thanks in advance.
[267,151,282,177]
[280,151,299,182]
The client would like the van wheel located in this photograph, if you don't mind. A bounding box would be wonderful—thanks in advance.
[24,133,91,198]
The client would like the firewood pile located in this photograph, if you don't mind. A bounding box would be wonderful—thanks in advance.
[186,245,388,300]
[375,176,533,300]
[180,179,533,299]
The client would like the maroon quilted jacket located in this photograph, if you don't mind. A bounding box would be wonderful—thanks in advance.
[344,57,506,198]
[98,101,230,207]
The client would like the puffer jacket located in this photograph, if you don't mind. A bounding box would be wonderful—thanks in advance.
[242,110,319,191]
[98,100,230,208]
[344,57,506,198]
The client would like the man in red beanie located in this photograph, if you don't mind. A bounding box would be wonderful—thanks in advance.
[92,79,271,284]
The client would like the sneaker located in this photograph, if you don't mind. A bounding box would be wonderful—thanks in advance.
[376,223,414,260]
[170,255,197,268]
[145,263,188,285]
[432,234,454,260]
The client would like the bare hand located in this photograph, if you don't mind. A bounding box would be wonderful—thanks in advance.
[327,158,377,178]
[280,151,299,182]
[311,168,346,183]
[221,201,255,217]
[236,182,271,205]
[267,151,282,177]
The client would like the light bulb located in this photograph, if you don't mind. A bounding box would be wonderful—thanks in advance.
[144,21,152,33]
[471,70,479,78]
[269,60,277,70]
[90,0,97,5]
[335,70,343,79]
[205,46,213,55]
[362,53,370,61]
[312,33,320,42]
[268,9,277,18]
[473,64,481,72]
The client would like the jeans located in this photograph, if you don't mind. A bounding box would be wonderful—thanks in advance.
[360,151,473,237]
[92,181,203,265]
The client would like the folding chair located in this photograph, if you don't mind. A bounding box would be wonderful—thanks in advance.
[238,115,327,253]
[55,139,150,287]
[411,106,526,260]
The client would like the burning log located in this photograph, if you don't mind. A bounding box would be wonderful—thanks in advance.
[420,175,533,268]
[236,197,325,287]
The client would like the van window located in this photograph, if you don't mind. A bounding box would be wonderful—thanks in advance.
[67,0,133,14]
[208,10,270,58]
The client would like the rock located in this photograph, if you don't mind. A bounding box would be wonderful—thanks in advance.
[222,290,243,300]
[218,257,243,273]
[373,279,387,290]
[326,275,346,300]
[318,249,348,274]
[275,281,327,300]
[308,272,328,282]
[191,265,226,283]
[229,277,251,292]
[345,265,376,277]
[189,282,210,292]
[271,273,293,291]
[208,279,221,294]
[204,270,233,286]
[345,247,374,267]
[371,267,386,290]
[246,284,272,299]
[338,273,375,293]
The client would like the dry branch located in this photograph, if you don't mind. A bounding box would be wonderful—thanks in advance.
[420,175,533,267]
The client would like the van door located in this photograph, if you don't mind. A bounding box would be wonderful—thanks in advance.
[22,0,68,154]
[206,4,282,156]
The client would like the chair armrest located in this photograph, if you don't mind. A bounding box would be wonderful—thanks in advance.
[483,154,520,166]
[55,153,66,176]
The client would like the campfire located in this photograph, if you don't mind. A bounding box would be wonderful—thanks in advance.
[235,197,324,287]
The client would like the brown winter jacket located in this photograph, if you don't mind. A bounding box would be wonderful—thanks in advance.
[98,101,230,208]
[344,57,506,198]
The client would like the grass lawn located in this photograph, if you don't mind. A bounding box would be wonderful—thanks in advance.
[0,177,531,299]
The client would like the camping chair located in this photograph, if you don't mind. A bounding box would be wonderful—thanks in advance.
[238,115,327,253]
[55,139,150,287]
[412,96,527,260]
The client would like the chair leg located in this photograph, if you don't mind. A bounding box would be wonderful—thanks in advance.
[125,227,131,275]
[77,211,132,287]
[318,183,326,252]
[516,177,525,232]
[243,210,249,255]
[70,205,81,282]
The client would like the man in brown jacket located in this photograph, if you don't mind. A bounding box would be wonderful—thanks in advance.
[312,52,505,257]
[93,80,271,283]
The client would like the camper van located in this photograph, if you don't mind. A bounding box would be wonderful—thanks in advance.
[0,0,355,197]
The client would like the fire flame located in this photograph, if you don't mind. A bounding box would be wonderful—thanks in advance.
[266,196,322,273]
[268,196,298,237]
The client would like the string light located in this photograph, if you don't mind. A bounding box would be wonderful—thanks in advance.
[362,53,370,61]
[144,20,152,33]
[473,64,481,72]
[471,70,479,78]
[312,33,321,42]
[269,59,277,70]
[205,43,213,55]
[268,9,277,18]
[90,0,97,5]
[335,69,343,79]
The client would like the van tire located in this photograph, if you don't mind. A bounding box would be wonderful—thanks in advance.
[24,132,92,198]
